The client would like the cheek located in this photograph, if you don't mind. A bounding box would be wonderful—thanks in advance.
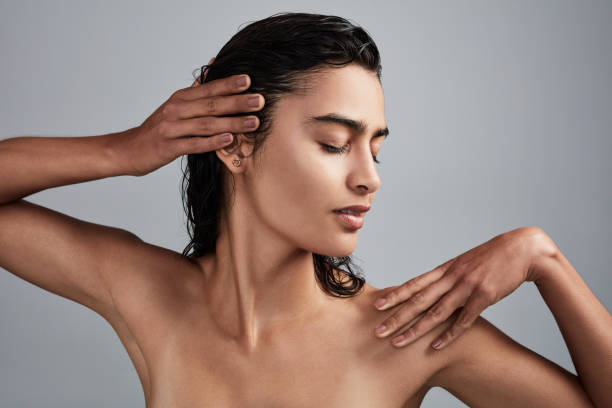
[257,144,333,220]
[252,145,356,256]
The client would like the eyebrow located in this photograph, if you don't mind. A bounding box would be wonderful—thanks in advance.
[303,113,389,139]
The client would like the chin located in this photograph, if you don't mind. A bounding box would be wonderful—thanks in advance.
[319,247,355,258]
[304,233,357,258]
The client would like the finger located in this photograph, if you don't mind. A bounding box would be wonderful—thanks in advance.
[164,114,260,140]
[164,92,264,121]
[177,73,252,102]
[374,273,457,339]
[429,290,490,350]
[387,280,472,347]
[373,257,457,311]
[172,132,235,156]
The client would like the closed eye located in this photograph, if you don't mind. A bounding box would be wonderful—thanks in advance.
[321,143,381,164]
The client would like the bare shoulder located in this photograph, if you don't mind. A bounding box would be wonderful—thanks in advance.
[350,282,464,405]
[104,238,205,346]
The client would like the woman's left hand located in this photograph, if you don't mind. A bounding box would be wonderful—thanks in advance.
[372,226,552,349]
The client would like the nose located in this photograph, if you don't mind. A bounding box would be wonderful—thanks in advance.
[349,146,380,194]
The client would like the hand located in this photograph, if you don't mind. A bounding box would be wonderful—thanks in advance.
[113,57,265,177]
[372,226,549,349]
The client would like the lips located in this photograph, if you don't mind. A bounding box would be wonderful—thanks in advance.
[333,205,371,216]
[333,210,365,229]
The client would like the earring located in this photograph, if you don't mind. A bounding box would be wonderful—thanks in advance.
[232,158,241,167]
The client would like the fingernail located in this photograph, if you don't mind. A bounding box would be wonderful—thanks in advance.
[244,118,257,128]
[221,133,233,143]
[375,325,387,335]
[432,339,443,349]
[236,76,247,87]
[391,335,405,345]
[374,298,387,309]
[248,96,260,107]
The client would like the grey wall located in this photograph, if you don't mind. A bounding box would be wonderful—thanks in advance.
[1,1,610,407]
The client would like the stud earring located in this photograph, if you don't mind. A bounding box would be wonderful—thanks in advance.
[232,158,241,167]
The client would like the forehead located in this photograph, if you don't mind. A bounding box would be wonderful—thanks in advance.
[277,64,386,135]
[303,64,384,116]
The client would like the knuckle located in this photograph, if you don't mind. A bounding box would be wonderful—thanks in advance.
[188,137,204,152]
[456,317,471,329]
[452,321,466,336]
[197,117,213,132]
[395,305,414,321]
[444,267,461,280]
[458,273,478,287]
[405,277,419,289]
[405,327,416,340]
[161,103,176,119]
[386,314,399,329]
[427,303,444,320]
[205,96,218,113]
[181,137,200,155]
[441,330,453,343]
[170,89,182,100]
[409,291,425,305]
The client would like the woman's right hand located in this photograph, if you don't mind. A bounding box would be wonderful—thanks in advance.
[115,61,264,177]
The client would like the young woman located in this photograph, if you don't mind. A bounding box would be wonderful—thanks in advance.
[1,12,609,408]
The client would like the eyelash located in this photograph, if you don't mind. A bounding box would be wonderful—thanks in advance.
[321,144,381,164]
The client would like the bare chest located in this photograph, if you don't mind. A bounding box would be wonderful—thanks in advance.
[112,269,433,407]
[145,321,429,408]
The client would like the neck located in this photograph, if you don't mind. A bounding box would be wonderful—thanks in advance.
[195,201,332,353]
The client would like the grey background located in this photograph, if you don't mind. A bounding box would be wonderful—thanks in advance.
[1,0,610,406]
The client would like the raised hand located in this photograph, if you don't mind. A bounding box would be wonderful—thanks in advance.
[113,57,264,177]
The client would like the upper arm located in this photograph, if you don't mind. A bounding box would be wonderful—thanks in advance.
[427,315,594,408]
[0,198,147,322]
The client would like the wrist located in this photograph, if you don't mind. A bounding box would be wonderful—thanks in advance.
[525,228,559,284]
[102,128,138,177]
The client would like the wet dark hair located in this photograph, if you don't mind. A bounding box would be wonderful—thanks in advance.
[180,12,382,298]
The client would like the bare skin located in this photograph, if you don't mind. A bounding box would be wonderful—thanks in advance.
[103,242,458,407]
[99,62,457,406]
[1,59,596,406]
[1,60,459,406]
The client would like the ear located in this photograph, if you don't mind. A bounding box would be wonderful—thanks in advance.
[215,133,254,174]
[191,56,216,87]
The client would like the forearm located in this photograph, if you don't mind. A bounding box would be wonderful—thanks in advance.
[0,131,130,205]
[533,234,612,408]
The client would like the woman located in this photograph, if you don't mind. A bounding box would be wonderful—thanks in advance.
[0,12,609,407]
